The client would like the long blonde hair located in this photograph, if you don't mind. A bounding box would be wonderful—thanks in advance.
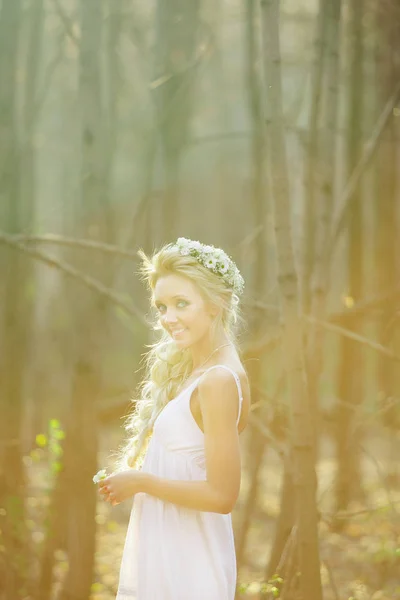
[114,241,244,471]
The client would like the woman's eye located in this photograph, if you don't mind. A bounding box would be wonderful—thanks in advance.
[155,300,187,314]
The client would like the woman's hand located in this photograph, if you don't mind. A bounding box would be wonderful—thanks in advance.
[98,470,145,506]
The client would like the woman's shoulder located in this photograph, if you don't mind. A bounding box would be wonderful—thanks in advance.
[201,361,249,395]
[197,361,250,430]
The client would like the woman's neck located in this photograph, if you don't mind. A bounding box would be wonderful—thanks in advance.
[190,336,231,371]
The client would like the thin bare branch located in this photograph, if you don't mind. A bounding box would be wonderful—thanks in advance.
[269,525,297,578]
[0,233,147,326]
[242,330,281,357]
[244,287,400,361]
[359,443,399,520]
[52,0,79,46]
[329,285,400,322]
[350,396,399,436]
[247,414,286,460]
[322,559,340,600]
[329,79,400,253]
[304,315,400,362]
[247,284,400,322]
[11,233,140,260]
[322,500,400,521]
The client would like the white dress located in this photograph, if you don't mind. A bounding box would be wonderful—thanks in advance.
[116,364,244,600]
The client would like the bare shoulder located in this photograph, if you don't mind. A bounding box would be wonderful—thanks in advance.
[198,364,236,392]
[197,363,250,430]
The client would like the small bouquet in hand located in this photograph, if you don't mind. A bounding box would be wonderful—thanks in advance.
[93,469,107,484]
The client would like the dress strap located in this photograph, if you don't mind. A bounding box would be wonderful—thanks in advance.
[198,364,243,426]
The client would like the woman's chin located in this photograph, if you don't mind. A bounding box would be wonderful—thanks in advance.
[174,338,192,348]
[171,334,192,348]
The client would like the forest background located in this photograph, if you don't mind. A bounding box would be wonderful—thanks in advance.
[0,0,399,599]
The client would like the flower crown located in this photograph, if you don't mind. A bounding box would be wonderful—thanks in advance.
[172,237,245,295]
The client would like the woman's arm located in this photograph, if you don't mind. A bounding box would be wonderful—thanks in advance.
[142,368,241,513]
[100,368,241,513]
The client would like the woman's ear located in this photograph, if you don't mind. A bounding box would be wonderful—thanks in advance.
[208,304,220,319]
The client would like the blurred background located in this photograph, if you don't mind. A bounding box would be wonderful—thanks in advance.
[0,0,399,598]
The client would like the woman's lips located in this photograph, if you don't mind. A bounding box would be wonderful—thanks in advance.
[171,328,187,338]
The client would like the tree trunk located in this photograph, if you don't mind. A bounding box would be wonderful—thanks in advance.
[245,0,267,293]
[60,1,109,598]
[374,2,399,485]
[235,357,267,575]
[264,456,296,585]
[153,0,200,241]
[270,4,342,575]
[21,0,46,453]
[260,2,322,599]
[333,0,366,523]
[301,0,328,313]
[311,0,342,315]
[61,364,100,600]
[35,465,68,600]
[104,0,124,205]
[235,0,269,577]
[0,2,30,599]
[306,0,342,462]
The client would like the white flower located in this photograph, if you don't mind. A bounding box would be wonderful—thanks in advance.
[234,272,245,294]
[219,261,229,274]
[189,240,202,251]
[93,469,107,484]
[204,256,218,269]
[176,238,191,251]
[176,237,189,246]
[175,237,194,255]
[172,237,245,295]
[214,249,227,262]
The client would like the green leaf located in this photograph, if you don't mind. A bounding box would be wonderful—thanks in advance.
[51,461,63,474]
[36,434,47,447]
[49,442,63,457]
[49,419,61,429]
[272,586,279,597]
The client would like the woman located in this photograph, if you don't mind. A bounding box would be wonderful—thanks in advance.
[98,237,250,600]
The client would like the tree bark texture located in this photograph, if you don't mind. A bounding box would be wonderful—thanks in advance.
[152,0,201,241]
[0,2,31,598]
[245,0,268,295]
[21,0,46,452]
[373,2,399,484]
[334,0,366,522]
[301,0,328,313]
[260,2,323,599]
[60,1,109,598]
[236,0,269,577]
[306,0,342,463]
[235,356,268,579]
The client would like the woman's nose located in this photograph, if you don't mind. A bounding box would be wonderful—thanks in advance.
[163,309,178,323]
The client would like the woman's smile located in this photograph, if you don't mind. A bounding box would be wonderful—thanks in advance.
[170,327,187,339]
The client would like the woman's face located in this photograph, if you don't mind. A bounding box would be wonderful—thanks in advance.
[153,274,216,348]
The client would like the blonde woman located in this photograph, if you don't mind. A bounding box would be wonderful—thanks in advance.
[98,237,250,600]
